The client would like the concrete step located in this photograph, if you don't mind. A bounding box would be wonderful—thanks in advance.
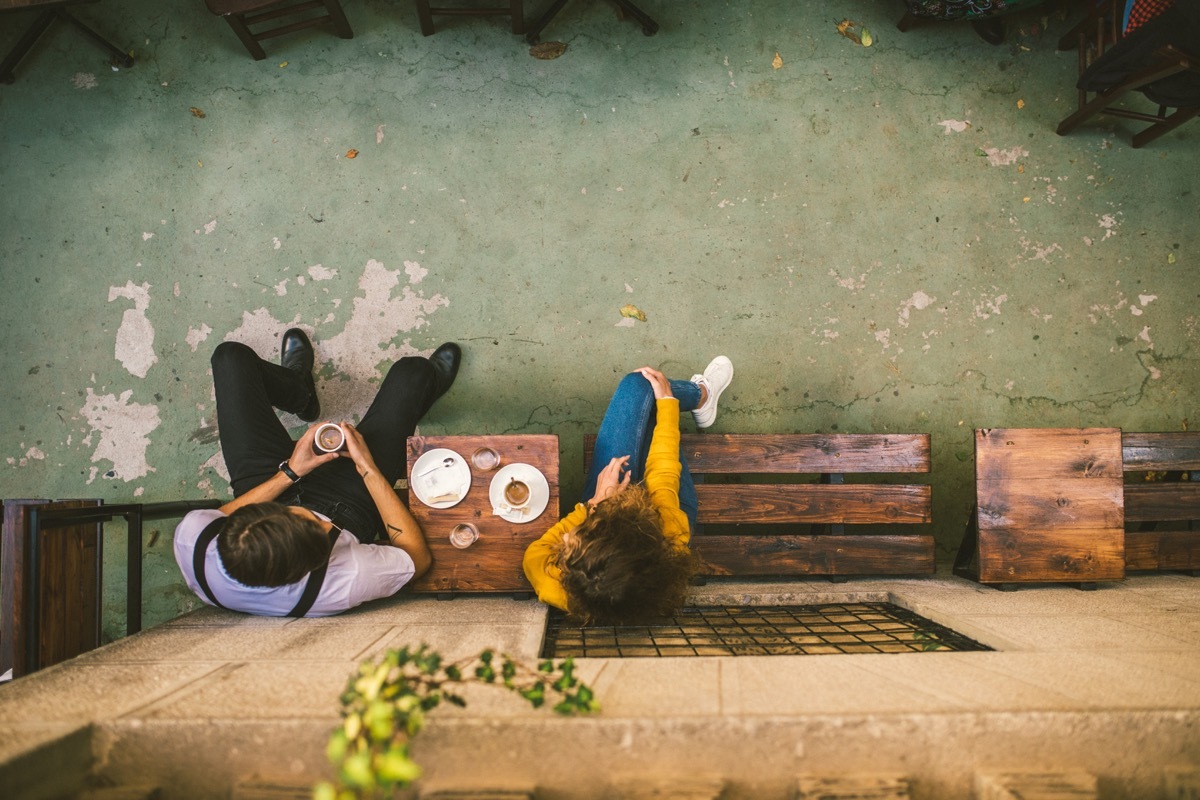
[795,774,912,799]
[975,771,1097,799]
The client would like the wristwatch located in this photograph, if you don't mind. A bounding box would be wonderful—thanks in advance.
[278,460,301,484]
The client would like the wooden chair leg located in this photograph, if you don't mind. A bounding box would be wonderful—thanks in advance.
[323,0,354,39]
[1131,105,1200,148]
[224,15,267,60]
[414,0,436,36]
[509,0,524,34]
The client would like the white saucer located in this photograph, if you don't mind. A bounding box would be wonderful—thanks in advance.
[411,448,471,508]
[488,463,550,523]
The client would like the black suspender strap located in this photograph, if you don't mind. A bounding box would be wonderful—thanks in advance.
[193,517,230,610]
[192,517,342,618]
[287,526,342,618]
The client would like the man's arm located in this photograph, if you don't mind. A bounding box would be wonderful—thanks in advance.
[341,424,433,577]
[218,425,340,515]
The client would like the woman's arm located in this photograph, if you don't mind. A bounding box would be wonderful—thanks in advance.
[218,425,340,515]
[522,504,589,611]
[341,423,432,578]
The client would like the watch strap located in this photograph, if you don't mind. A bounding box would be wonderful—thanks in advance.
[278,460,301,484]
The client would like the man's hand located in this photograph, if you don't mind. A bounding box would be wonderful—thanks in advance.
[588,455,631,508]
[340,423,382,479]
[288,425,341,477]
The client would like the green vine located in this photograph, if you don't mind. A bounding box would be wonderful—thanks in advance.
[314,645,599,800]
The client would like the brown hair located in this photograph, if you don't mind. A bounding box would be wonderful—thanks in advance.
[216,502,332,588]
[557,485,696,625]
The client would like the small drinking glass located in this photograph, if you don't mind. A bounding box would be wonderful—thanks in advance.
[449,523,479,549]
[471,447,500,471]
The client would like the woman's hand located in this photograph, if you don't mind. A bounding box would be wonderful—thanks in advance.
[340,423,381,479]
[588,455,631,508]
[287,425,341,477]
[634,366,673,400]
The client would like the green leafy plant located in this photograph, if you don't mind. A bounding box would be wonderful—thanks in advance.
[315,645,599,800]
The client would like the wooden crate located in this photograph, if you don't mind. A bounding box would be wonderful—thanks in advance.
[1122,432,1200,572]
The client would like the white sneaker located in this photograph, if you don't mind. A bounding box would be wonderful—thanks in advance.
[690,356,733,429]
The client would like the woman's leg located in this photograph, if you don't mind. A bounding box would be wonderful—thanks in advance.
[583,372,701,533]
[211,341,311,497]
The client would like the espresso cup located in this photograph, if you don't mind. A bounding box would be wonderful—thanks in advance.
[503,478,531,508]
[313,423,346,454]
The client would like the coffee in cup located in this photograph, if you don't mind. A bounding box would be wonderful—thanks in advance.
[504,478,531,508]
[313,423,346,454]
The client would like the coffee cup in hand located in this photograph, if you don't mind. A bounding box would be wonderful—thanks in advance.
[313,423,346,455]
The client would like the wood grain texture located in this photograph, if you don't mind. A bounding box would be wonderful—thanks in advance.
[1126,530,1200,571]
[1122,432,1200,471]
[695,534,934,576]
[695,484,931,524]
[1124,482,1200,522]
[975,427,1123,481]
[978,527,1125,582]
[586,433,930,474]
[405,435,558,594]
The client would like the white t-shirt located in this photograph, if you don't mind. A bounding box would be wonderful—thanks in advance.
[173,508,416,617]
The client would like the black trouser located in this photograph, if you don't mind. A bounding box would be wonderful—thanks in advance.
[210,341,437,542]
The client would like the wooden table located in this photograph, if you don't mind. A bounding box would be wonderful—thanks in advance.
[406,434,559,596]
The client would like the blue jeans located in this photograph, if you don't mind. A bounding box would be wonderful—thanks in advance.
[582,372,701,535]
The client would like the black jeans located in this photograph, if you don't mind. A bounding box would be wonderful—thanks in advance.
[210,341,437,542]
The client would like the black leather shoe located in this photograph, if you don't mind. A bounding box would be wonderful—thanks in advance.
[280,328,320,422]
[971,17,1005,45]
[428,342,462,406]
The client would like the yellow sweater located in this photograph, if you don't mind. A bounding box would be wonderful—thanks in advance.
[522,398,690,612]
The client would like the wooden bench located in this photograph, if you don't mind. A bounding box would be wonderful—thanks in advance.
[1122,432,1200,573]
[585,433,935,578]
[954,428,1127,587]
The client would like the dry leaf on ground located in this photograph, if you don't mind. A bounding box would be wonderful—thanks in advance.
[189,107,205,118]
[619,304,647,322]
[530,41,567,60]
[346,149,358,159]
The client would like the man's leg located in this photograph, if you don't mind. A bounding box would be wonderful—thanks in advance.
[355,357,439,484]
[211,341,311,496]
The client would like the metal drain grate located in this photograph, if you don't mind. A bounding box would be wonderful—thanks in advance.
[542,603,992,658]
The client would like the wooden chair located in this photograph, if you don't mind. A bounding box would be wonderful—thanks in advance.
[586,433,935,578]
[955,428,1126,588]
[1,0,134,84]
[1056,0,1200,147]
[204,0,352,61]
[413,0,524,36]
[524,0,657,45]
[1122,432,1200,573]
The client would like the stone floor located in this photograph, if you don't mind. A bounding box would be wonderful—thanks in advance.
[2,573,1200,797]
[2,0,1199,795]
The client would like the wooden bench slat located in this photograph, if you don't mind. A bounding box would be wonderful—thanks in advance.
[1122,432,1200,471]
[977,478,1124,531]
[1126,530,1200,571]
[694,534,934,576]
[1124,483,1200,522]
[695,484,931,525]
[978,528,1125,582]
[975,427,1123,481]
[681,434,930,473]
[584,434,930,474]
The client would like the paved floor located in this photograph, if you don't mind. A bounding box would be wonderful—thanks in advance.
[2,573,1199,797]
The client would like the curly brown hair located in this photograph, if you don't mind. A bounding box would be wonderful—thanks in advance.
[556,484,696,625]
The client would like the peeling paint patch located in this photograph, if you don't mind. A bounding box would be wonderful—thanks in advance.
[308,264,336,281]
[615,318,637,328]
[404,260,428,284]
[936,119,970,134]
[186,324,213,352]
[974,293,1008,320]
[275,280,288,296]
[71,72,97,89]
[1097,213,1120,240]
[1018,238,1063,262]
[898,291,934,328]
[830,269,867,292]
[984,147,1027,166]
[109,281,157,378]
[80,389,160,481]
[195,219,218,235]
[273,237,282,250]
[142,232,154,241]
